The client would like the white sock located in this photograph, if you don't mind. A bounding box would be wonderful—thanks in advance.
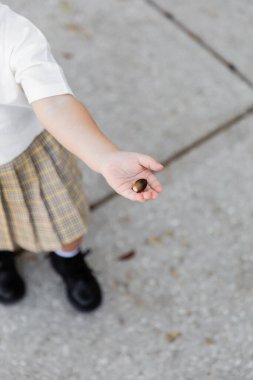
[54,246,81,258]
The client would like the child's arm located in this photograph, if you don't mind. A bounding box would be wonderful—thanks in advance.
[32,94,119,174]
[6,9,163,202]
[31,94,164,202]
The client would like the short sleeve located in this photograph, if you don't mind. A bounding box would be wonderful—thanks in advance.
[7,10,74,104]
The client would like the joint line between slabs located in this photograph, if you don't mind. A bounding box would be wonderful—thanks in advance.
[145,0,253,89]
[90,105,253,211]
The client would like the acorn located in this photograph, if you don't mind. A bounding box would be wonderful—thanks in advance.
[132,178,148,193]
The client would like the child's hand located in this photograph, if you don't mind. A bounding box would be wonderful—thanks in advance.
[99,151,164,202]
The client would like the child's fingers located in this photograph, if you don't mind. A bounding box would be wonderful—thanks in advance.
[134,190,151,202]
[135,184,159,201]
[119,188,143,201]
[138,154,164,172]
[120,187,154,202]
[146,172,163,192]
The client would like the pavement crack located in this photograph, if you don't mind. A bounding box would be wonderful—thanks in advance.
[145,0,253,89]
[160,105,253,166]
[90,105,253,211]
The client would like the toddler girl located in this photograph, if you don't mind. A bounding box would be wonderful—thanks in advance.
[0,3,164,312]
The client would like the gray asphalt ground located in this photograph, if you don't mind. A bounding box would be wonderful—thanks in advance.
[2,1,253,379]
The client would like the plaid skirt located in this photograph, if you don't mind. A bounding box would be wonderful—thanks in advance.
[0,129,91,253]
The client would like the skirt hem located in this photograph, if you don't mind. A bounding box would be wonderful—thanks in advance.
[0,130,90,254]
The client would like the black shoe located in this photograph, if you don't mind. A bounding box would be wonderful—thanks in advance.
[0,251,26,304]
[48,248,102,312]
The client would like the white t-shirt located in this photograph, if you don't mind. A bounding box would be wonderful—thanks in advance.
[0,3,74,165]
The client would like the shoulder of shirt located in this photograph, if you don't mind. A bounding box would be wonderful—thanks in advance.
[0,3,31,23]
[0,2,46,40]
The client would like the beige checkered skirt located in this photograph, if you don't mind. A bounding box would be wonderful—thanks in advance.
[0,129,91,253]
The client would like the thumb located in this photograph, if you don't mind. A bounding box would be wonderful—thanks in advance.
[138,154,164,171]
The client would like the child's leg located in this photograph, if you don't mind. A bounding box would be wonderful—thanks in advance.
[61,236,83,252]
[54,236,84,258]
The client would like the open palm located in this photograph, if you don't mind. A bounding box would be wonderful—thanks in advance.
[100,151,164,202]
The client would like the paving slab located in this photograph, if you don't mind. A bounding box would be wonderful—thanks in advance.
[1,116,253,379]
[152,0,253,84]
[7,0,253,203]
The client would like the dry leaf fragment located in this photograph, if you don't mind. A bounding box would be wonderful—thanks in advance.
[165,331,182,342]
[162,229,175,237]
[62,52,74,60]
[64,23,83,32]
[145,230,175,246]
[169,266,180,278]
[146,236,163,246]
[117,250,136,261]
[205,337,215,345]
[63,23,92,38]
[61,1,71,12]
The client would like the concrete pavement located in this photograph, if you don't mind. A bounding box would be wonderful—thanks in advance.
[2,0,253,378]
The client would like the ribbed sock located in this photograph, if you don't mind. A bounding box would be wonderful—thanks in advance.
[54,247,81,258]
